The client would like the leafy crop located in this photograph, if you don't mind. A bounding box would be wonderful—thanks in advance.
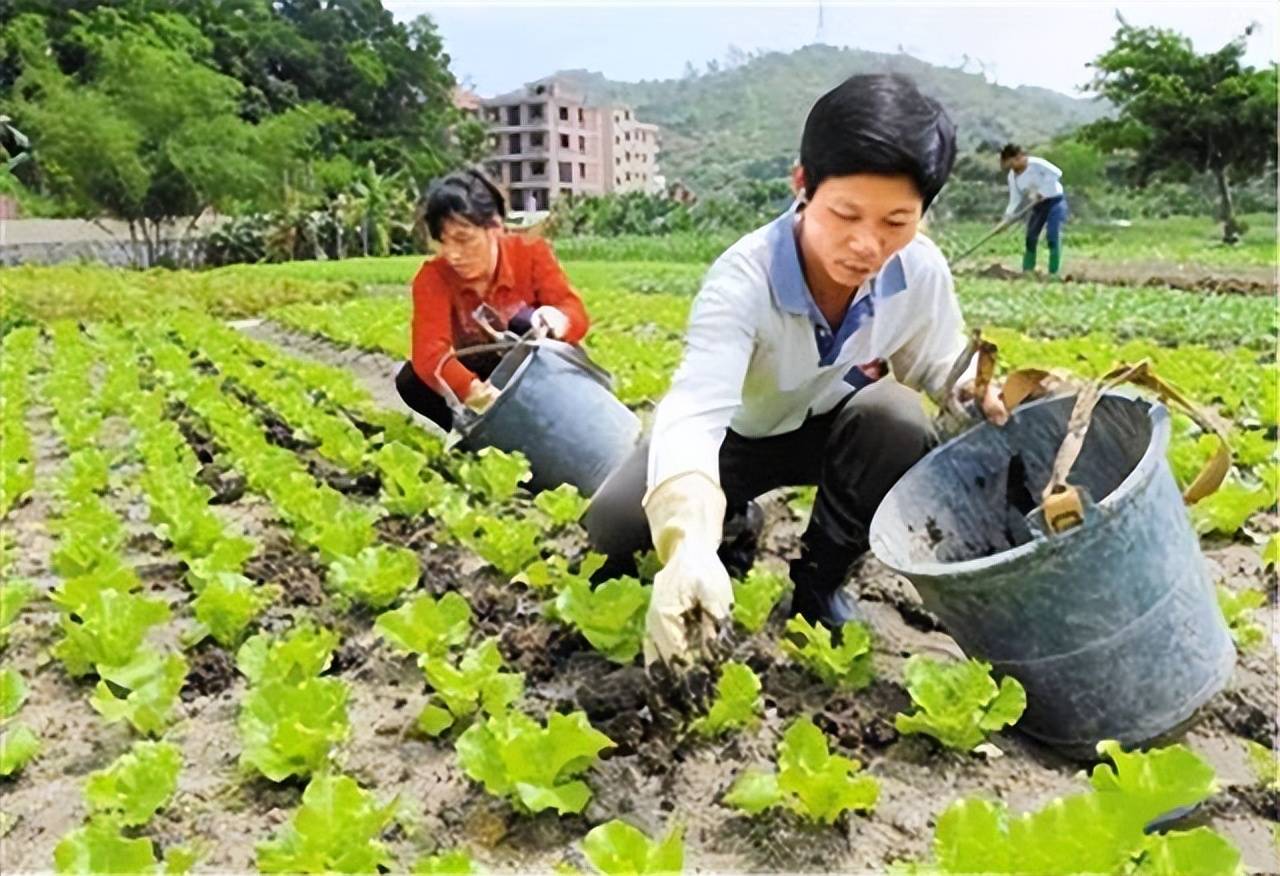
[188,573,280,647]
[534,484,590,528]
[551,576,649,664]
[325,544,421,609]
[456,514,543,577]
[411,851,478,874]
[894,656,1027,751]
[84,740,182,825]
[417,639,525,736]
[0,578,36,648]
[0,722,40,776]
[1215,584,1266,650]
[90,651,188,737]
[375,591,473,659]
[781,617,875,690]
[896,740,1234,875]
[1,666,27,718]
[725,716,879,824]
[456,710,615,814]
[455,447,532,505]
[236,626,350,781]
[256,773,399,873]
[731,566,789,633]
[690,661,762,737]
[582,819,684,875]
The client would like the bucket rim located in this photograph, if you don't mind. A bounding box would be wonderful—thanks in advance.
[869,392,1171,578]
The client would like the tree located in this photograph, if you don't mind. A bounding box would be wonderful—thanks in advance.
[8,8,339,264]
[1081,17,1278,242]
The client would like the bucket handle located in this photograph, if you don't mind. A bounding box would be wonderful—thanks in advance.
[1040,360,1232,533]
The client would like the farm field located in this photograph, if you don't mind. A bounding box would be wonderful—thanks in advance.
[0,223,1277,874]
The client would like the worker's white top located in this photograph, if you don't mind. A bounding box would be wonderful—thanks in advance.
[1004,156,1065,219]
[644,205,973,502]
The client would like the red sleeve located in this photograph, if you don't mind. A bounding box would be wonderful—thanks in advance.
[411,264,476,402]
[529,238,590,343]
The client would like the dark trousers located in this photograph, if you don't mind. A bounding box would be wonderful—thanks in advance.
[1026,195,1068,250]
[584,379,937,584]
[394,354,502,432]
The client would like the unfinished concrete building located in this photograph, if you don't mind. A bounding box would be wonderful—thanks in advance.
[478,76,663,212]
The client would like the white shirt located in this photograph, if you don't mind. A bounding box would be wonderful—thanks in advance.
[1004,156,1064,219]
[644,207,973,502]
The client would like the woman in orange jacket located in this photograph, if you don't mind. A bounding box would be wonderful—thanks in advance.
[396,169,591,431]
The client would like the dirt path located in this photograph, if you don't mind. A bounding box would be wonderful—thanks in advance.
[960,260,1276,296]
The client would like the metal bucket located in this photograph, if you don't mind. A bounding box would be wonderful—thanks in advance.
[869,392,1235,757]
[451,338,641,497]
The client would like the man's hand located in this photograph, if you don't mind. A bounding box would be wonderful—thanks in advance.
[463,379,500,413]
[641,472,733,666]
[644,542,733,665]
[531,306,570,339]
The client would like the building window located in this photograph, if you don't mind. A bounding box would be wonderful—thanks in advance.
[615,157,621,165]
[614,135,620,144]
[559,106,569,121]
[531,132,545,148]
[625,172,631,181]
[529,103,544,121]
[510,163,523,182]
[560,187,572,198]
[531,161,546,176]
[507,106,520,125]
[578,162,586,176]
[578,135,586,152]
[577,108,584,123]
[559,133,569,148]
[558,162,572,183]
[625,152,631,161]
[615,176,621,185]
[625,110,631,120]
[508,133,521,154]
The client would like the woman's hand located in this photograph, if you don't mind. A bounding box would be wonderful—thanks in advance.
[531,306,570,339]
[464,379,500,413]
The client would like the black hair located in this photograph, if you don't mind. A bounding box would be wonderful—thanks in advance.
[423,169,506,241]
[999,143,1024,162]
[799,73,956,211]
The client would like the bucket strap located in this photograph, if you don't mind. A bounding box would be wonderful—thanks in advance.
[1039,359,1232,532]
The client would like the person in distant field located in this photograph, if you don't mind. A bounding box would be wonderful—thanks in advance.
[585,74,1009,666]
[999,144,1067,276]
[395,169,590,432]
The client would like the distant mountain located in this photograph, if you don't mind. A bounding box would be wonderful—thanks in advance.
[550,44,1109,193]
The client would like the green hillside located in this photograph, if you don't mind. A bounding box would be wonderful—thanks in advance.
[553,44,1109,192]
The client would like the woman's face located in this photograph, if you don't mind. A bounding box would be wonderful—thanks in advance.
[438,217,499,283]
[794,170,923,294]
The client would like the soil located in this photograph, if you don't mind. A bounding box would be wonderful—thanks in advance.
[961,259,1277,296]
[3,325,1276,874]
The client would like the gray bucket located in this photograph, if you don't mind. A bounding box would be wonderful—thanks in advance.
[453,338,641,497]
[869,392,1235,758]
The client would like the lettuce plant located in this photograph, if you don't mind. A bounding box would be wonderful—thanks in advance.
[893,655,1027,752]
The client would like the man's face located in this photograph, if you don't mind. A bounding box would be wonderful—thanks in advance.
[1001,155,1028,174]
[795,172,923,293]
[438,217,499,282]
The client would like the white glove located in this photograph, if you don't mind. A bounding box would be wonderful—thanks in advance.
[463,379,500,413]
[531,305,570,339]
[642,472,733,665]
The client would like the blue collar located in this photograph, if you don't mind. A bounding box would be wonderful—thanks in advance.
[765,207,910,325]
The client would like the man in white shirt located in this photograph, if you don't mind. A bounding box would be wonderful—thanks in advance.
[584,74,1008,665]
[1000,143,1068,276]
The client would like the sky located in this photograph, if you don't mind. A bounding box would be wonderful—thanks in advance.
[388,1,1280,100]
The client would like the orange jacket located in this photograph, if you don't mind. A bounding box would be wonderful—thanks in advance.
[411,234,590,400]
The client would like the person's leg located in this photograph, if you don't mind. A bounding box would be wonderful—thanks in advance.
[584,413,831,577]
[1023,201,1050,272]
[395,362,454,431]
[1046,197,1067,276]
[790,379,937,628]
